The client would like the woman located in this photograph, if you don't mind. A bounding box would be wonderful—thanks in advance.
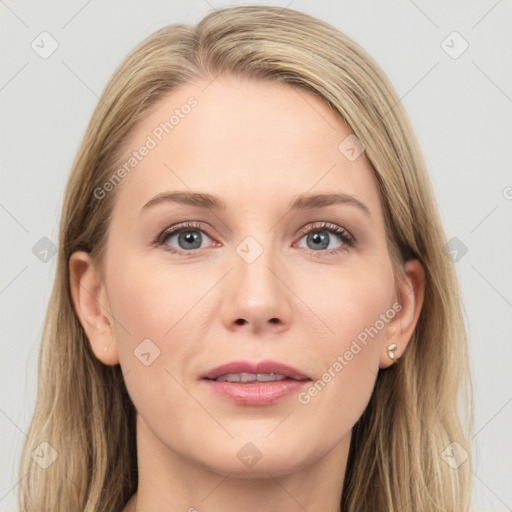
[18,5,473,511]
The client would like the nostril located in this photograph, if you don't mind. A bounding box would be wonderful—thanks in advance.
[235,318,246,325]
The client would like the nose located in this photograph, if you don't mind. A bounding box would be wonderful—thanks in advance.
[219,243,293,335]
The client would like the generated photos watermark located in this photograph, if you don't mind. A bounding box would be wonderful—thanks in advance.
[93,96,198,200]
[298,301,402,405]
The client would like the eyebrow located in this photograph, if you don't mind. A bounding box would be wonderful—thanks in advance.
[141,191,370,216]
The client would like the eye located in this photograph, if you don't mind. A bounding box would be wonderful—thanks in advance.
[294,222,355,255]
[154,220,356,257]
[156,221,217,255]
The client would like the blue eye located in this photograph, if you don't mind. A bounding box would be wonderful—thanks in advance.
[158,221,214,254]
[295,222,355,255]
[155,221,355,256]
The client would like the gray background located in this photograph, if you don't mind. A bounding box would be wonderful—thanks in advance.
[1,1,511,510]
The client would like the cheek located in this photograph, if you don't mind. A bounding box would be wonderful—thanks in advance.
[299,258,395,353]
[106,254,209,377]
[291,262,395,427]
[107,260,206,436]
[109,254,202,332]
[330,274,394,354]
[106,246,395,447]
[109,248,395,382]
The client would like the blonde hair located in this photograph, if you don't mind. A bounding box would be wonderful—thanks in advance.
[18,5,473,511]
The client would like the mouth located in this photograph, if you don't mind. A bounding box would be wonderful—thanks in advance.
[210,372,297,383]
[199,360,312,406]
[200,359,311,381]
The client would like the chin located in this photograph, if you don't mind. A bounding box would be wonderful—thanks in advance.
[193,439,317,478]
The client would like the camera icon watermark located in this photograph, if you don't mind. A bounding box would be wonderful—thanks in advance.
[31,31,59,59]
[441,441,468,469]
[133,338,161,366]
[236,236,263,264]
[238,41,262,56]
[441,31,469,59]
[32,237,58,263]
[236,442,262,468]
[444,236,468,263]
[31,441,58,469]
[338,134,364,161]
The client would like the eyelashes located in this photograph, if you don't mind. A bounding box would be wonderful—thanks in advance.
[154,221,217,255]
[295,222,355,255]
[153,220,356,257]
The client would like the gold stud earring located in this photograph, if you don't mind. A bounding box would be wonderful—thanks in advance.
[387,343,398,362]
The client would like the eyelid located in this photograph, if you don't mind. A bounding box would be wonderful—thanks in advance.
[295,221,355,245]
[154,220,356,256]
[293,221,355,255]
[154,221,217,249]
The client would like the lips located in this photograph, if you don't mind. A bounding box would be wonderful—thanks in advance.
[200,360,311,382]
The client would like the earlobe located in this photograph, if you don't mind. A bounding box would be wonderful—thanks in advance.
[69,251,119,365]
[379,259,425,368]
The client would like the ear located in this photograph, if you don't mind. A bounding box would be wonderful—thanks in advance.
[69,251,119,365]
[379,259,425,368]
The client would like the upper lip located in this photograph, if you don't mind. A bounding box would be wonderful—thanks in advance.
[200,360,311,381]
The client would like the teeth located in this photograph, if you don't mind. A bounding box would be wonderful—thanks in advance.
[215,373,288,383]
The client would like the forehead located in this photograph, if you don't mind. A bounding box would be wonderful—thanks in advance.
[110,75,382,221]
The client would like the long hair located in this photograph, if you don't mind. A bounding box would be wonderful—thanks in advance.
[18,5,473,511]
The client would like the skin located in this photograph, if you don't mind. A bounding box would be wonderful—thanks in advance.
[70,75,424,512]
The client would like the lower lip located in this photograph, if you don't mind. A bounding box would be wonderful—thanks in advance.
[201,379,310,406]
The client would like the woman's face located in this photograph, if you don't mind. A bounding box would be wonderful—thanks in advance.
[89,75,407,476]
